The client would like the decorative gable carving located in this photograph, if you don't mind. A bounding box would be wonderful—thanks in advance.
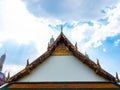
[52,43,72,55]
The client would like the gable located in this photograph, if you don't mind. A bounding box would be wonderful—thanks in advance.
[7,32,117,83]
[19,55,107,82]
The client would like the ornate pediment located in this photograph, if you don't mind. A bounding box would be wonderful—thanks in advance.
[52,43,72,55]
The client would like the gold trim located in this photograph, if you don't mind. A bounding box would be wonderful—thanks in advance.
[52,43,72,55]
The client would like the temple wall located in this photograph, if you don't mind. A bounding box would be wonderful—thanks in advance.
[19,56,107,82]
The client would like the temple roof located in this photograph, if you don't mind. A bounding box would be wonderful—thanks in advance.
[7,31,119,83]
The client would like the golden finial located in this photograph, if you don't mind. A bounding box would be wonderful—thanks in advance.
[26,59,29,66]
[75,42,77,50]
[97,59,101,68]
[61,25,63,33]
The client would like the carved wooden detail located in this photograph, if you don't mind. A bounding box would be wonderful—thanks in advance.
[52,43,72,55]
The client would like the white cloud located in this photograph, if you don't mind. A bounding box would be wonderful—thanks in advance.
[0,0,63,75]
[3,64,24,77]
[24,0,119,21]
[0,0,58,55]
[114,39,120,46]
[1,0,120,78]
[70,2,120,50]
[119,74,120,80]
[71,24,94,43]
[2,0,119,53]
[103,48,106,52]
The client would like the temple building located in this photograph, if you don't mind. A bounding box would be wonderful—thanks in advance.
[1,29,120,89]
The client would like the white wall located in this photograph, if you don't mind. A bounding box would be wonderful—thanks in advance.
[19,56,107,82]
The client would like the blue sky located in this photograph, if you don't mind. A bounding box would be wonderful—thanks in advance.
[0,0,120,79]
